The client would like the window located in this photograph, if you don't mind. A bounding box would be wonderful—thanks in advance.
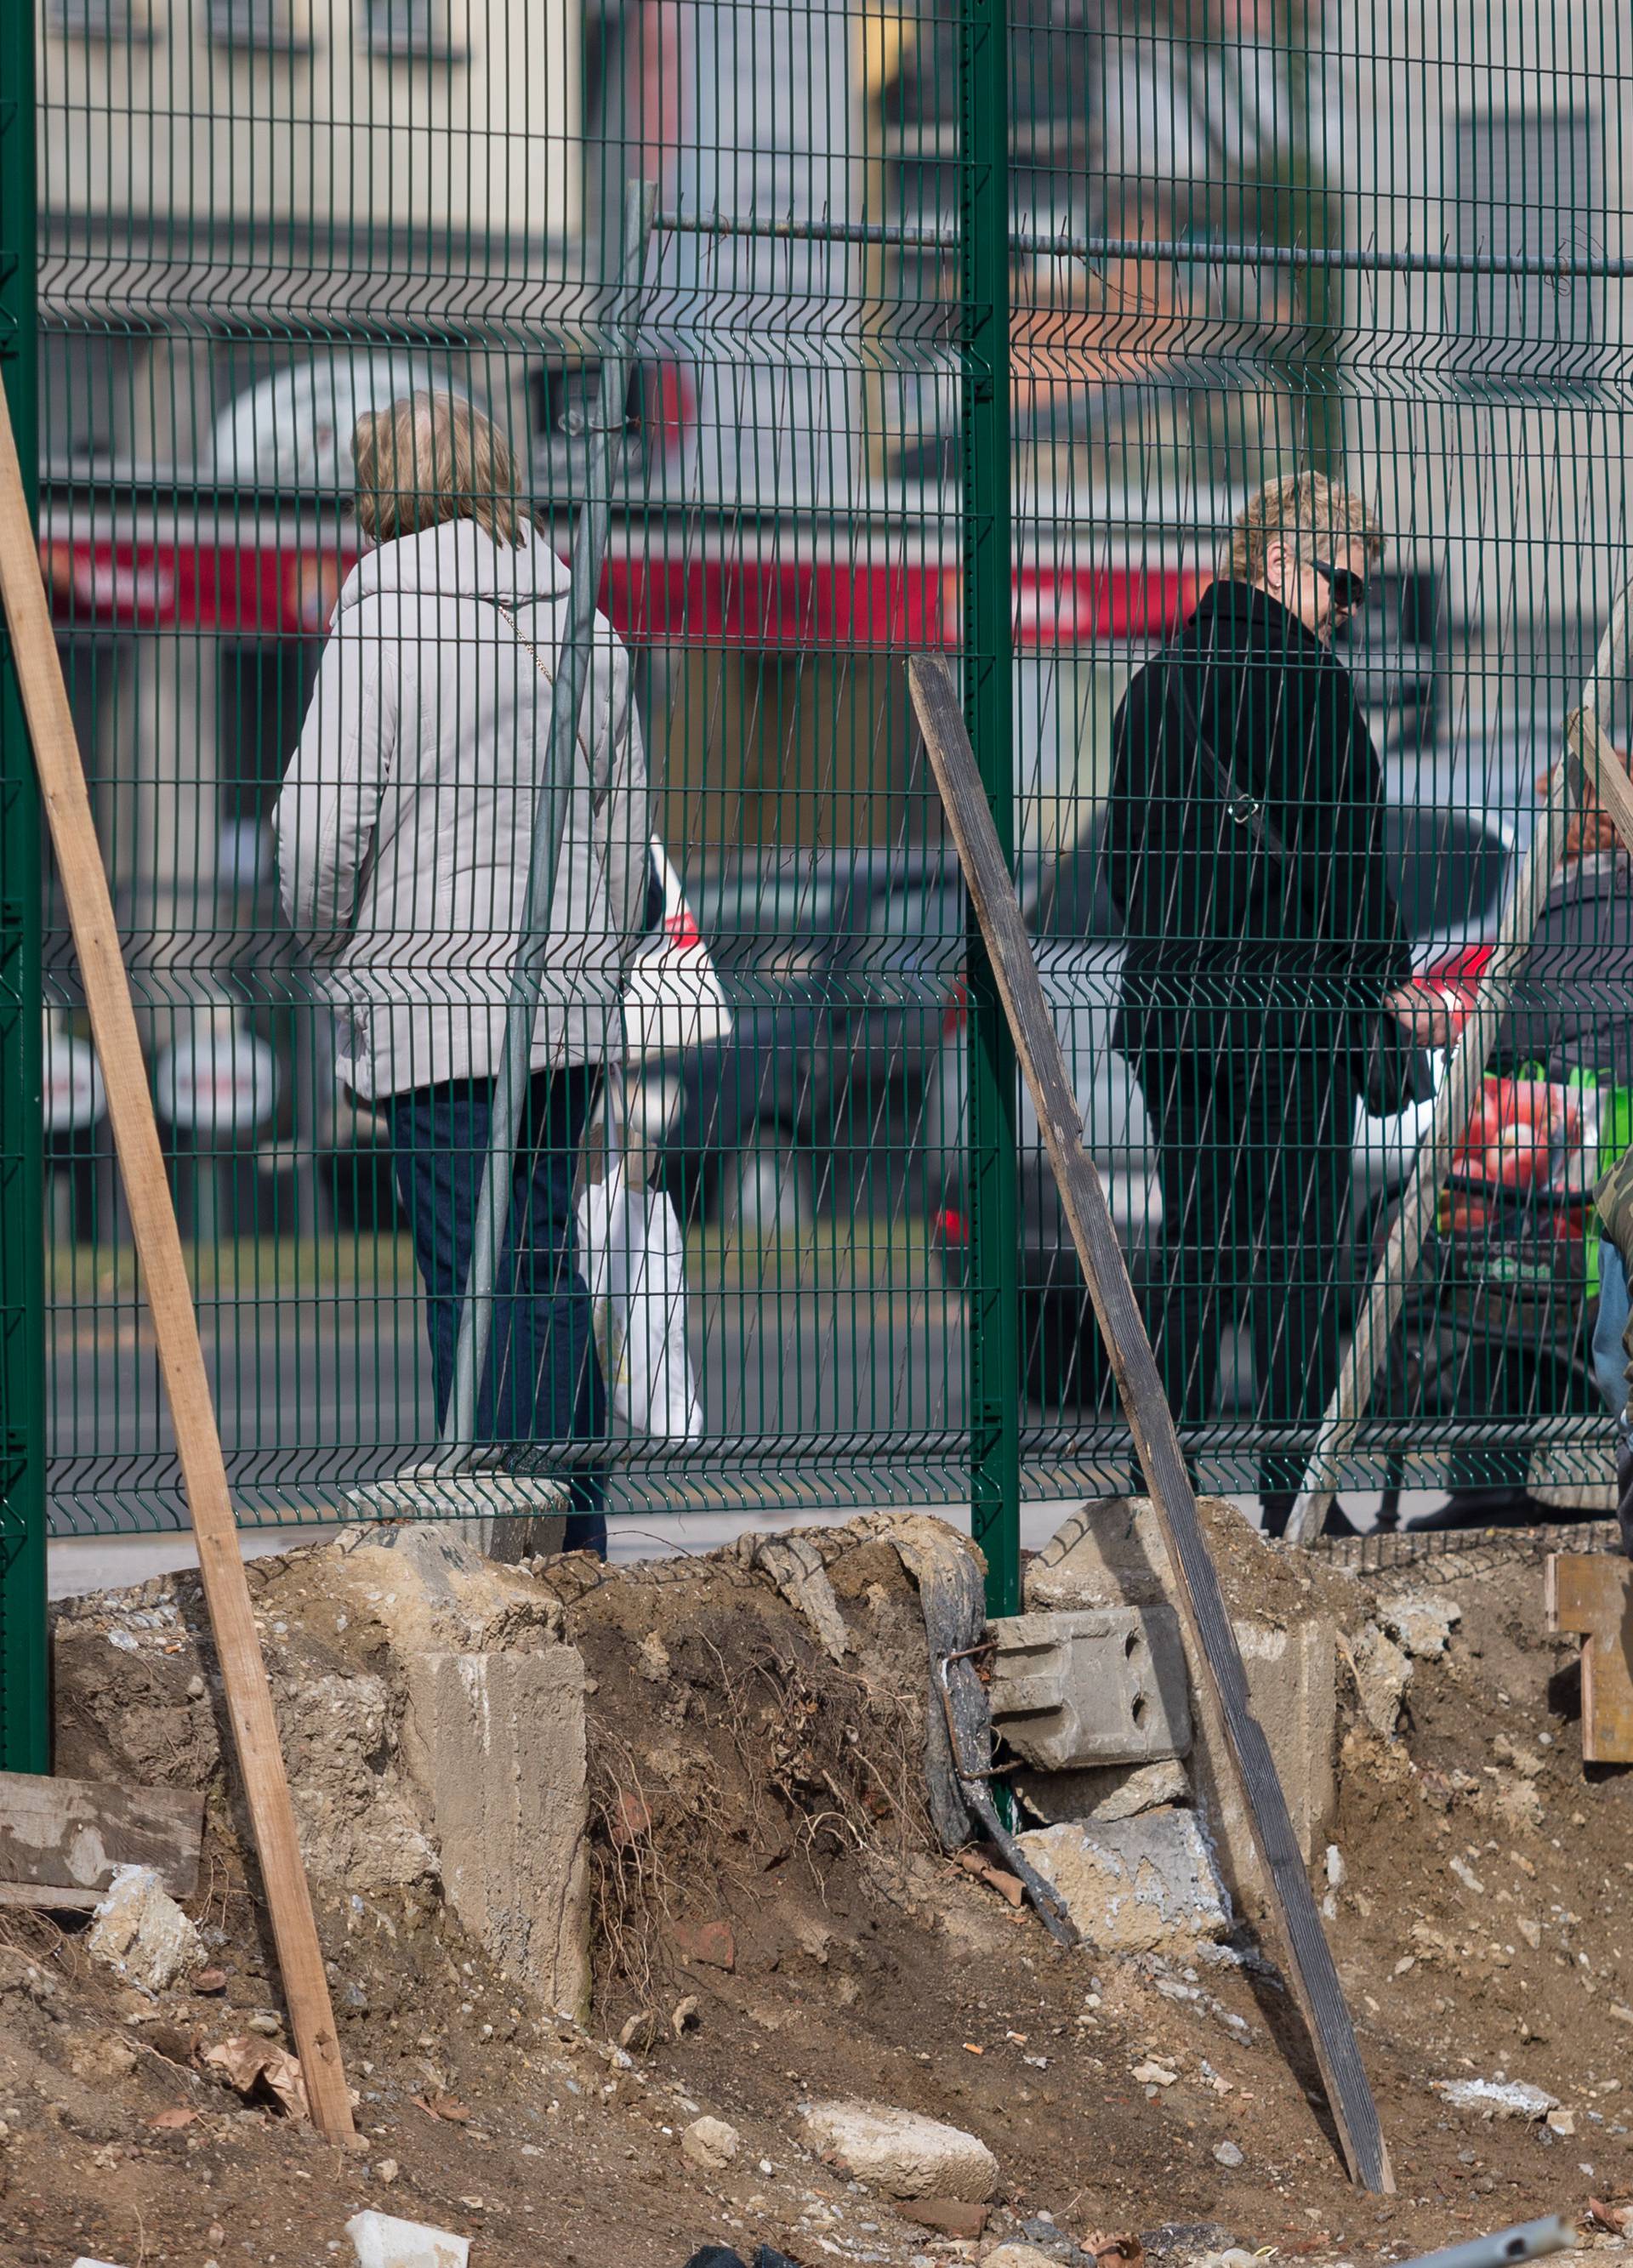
[205,0,305,48]
[1451,111,1602,385]
[361,0,461,62]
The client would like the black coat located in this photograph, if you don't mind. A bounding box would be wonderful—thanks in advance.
[1106,578,1412,1084]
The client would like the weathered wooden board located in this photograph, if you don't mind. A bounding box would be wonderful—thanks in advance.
[1545,1555,1633,1764]
[910,650,1393,2195]
[0,1771,204,1901]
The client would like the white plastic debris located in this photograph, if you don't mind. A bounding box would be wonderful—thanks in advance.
[86,1866,202,1994]
[346,2211,470,2268]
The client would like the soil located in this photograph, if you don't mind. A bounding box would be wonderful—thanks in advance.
[3,1513,1633,2268]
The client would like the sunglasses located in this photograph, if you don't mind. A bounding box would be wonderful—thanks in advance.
[1311,556,1370,611]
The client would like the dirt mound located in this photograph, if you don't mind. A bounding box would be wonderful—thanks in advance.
[2,1507,1630,2268]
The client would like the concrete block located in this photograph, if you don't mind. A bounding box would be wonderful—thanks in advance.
[988,1606,1191,1769]
[1015,1806,1232,1952]
[402,1648,590,2019]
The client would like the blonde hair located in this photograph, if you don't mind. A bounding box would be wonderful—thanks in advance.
[351,389,531,548]
[1226,472,1383,586]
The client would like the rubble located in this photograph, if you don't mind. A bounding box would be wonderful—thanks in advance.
[1016,1808,1232,1952]
[1431,2078,1560,2119]
[85,1866,202,1993]
[18,1508,1633,2268]
[796,2099,999,2199]
[682,2114,742,2170]
[345,2209,471,2268]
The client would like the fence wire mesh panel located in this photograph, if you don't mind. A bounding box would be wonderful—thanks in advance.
[14,0,1633,1551]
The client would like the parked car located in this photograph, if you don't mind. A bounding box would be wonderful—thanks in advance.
[922,800,1515,1406]
[635,848,1042,1230]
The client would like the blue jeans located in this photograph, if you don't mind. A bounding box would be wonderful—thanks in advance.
[1593,1241,1630,1418]
[383,1066,606,1556]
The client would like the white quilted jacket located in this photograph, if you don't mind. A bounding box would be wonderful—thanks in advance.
[273,516,648,1099]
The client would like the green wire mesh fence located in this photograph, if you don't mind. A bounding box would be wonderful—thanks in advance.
[3,0,1633,1757]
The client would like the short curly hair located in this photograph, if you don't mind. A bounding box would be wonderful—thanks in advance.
[1226,472,1383,585]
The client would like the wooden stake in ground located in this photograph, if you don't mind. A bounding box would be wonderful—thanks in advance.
[909,651,1393,2195]
[0,389,355,2142]
[1283,584,1633,1545]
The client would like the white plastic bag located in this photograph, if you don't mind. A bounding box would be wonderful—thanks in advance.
[621,839,733,1061]
[577,1160,703,1441]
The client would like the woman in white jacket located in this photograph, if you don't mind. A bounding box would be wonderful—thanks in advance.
[273,392,649,1553]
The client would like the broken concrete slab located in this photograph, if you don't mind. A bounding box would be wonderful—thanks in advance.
[987,1606,1191,1770]
[86,1865,202,1994]
[401,1649,590,2021]
[346,2209,470,2268]
[798,2098,999,2199]
[1015,1758,1190,1827]
[1015,1806,1232,1953]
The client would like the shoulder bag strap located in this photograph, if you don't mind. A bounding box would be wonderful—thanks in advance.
[1167,659,1291,867]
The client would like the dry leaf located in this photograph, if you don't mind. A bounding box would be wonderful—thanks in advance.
[1588,2201,1633,2236]
[147,2106,200,2131]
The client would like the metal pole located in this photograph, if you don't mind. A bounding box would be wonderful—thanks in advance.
[1285,584,1633,1543]
[0,0,48,1771]
[437,181,657,1475]
[959,0,1021,1616]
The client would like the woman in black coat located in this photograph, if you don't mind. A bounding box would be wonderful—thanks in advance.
[1106,473,1450,1535]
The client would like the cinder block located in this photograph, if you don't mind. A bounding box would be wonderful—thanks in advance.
[987,1606,1191,1770]
[402,1649,590,2019]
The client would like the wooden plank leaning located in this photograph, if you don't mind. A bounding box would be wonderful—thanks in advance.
[1284,584,1633,1544]
[0,387,355,2142]
[908,651,1393,2194]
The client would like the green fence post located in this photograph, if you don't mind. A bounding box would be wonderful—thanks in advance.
[960,0,1021,1618]
[0,0,48,1773]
